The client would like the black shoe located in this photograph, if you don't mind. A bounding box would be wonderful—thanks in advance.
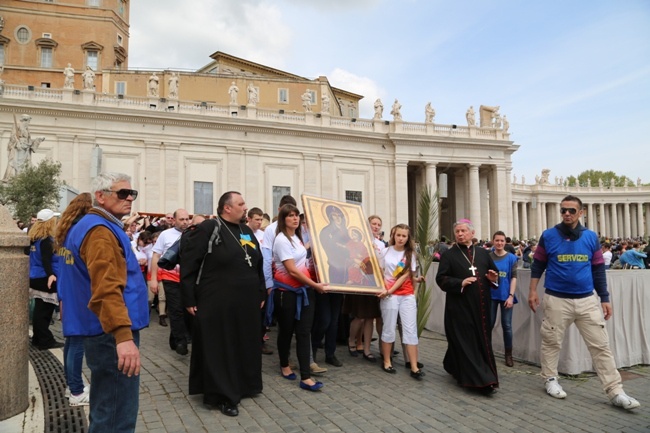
[325,356,343,367]
[219,403,239,417]
[405,361,424,369]
[175,343,188,355]
[410,369,425,380]
[159,315,168,327]
[477,385,497,396]
[37,341,64,350]
[382,365,397,374]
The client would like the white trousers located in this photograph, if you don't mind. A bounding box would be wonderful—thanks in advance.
[380,294,418,345]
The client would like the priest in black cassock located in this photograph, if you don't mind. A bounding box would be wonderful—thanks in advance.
[181,191,265,417]
[435,219,500,395]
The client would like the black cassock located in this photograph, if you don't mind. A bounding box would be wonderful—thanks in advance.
[435,244,499,390]
[180,219,265,406]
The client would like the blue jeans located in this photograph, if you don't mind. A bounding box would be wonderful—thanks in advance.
[64,336,86,395]
[490,300,513,349]
[84,332,140,433]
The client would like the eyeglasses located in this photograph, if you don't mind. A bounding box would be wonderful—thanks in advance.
[560,207,578,215]
[103,189,138,200]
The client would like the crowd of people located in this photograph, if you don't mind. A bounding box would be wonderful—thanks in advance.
[23,177,643,430]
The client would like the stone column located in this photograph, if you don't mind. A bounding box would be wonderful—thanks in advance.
[611,203,619,238]
[512,201,520,240]
[587,203,595,231]
[599,203,606,237]
[505,167,514,235]
[623,203,631,238]
[535,201,543,238]
[645,203,650,238]
[425,163,439,238]
[468,164,481,239]
[521,202,529,240]
[395,160,409,225]
[540,202,547,232]
[636,203,644,237]
[0,205,30,420]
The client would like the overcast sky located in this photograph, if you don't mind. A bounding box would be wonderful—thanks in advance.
[129,0,650,184]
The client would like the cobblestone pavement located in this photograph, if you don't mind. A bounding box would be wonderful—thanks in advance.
[11,316,650,432]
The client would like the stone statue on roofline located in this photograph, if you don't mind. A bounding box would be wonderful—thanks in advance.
[466,106,476,127]
[247,83,258,106]
[228,82,239,105]
[321,94,330,113]
[301,90,313,112]
[63,63,75,89]
[148,72,159,97]
[479,105,500,127]
[3,114,46,181]
[390,99,402,121]
[425,102,435,123]
[373,98,383,119]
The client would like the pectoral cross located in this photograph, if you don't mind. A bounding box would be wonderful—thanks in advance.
[469,265,477,276]
[244,252,252,267]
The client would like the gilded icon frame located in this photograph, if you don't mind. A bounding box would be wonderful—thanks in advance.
[301,195,384,295]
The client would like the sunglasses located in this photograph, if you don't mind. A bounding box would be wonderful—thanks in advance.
[104,189,138,200]
[560,207,578,215]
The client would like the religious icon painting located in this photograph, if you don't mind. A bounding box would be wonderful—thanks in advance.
[301,194,384,295]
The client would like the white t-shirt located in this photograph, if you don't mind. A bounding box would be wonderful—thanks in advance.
[602,250,613,266]
[253,229,264,246]
[152,227,183,255]
[262,221,278,252]
[273,232,309,287]
[380,246,416,284]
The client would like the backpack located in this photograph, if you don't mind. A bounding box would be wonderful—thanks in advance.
[158,219,222,285]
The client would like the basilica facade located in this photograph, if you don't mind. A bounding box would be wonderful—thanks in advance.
[0,1,647,240]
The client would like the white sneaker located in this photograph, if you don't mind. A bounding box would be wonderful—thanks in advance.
[65,384,89,398]
[68,387,90,406]
[545,377,567,399]
[611,392,641,410]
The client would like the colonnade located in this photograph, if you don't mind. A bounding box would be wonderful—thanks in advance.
[511,199,649,240]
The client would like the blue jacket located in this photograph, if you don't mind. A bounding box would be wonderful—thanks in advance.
[58,213,148,337]
[29,237,58,279]
[531,223,608,302]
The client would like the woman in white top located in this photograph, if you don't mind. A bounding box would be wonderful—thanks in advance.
[271,204,328,391]
[377,224,424,379]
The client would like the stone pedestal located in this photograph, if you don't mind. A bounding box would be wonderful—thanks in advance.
[0,205,30,420]
[81,89,95,104]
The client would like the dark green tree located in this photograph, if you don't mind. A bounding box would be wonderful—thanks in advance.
[0,158,63,223]
[566,170,634,188]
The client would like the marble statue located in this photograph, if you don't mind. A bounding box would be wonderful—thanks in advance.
[390,99,402,121]
[425,102,435,123]
[512,174,517,184]
[322,94,330,113]
[638,178,642,186]
[301,91,313,112]
[228,82,239,105]
[3,114,46,180]
[148,73,159,97]
[540,169,550,185]
[521,175,525,185]
[554,176,559,185]
[466,106,475,126]
[587,177,591,187]
[63,63,75,89]
[168,73,179,99]
[479,105,499,127]
[502,115,510,132]
[82,66,95,90]
[559,176,564,186]
[494,113,502,129]
[535,175,540,184]
[247,83,258,106]
[373,98,383,119]
[598,178,603,187]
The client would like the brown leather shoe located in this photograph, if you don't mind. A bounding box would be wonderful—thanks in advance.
[261,344,273,355]
[159,315,168,327]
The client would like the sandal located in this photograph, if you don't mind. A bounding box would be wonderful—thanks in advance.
[348,346,359,357]
[363,353,377,363]
[382,365,396,374]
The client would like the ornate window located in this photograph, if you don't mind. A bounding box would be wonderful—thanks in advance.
[81,41,103,70]
[35,37,58,68]
[16,26,32,44]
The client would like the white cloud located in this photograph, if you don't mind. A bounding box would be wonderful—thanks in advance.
[327,68,385,118]
[129,0,292,70]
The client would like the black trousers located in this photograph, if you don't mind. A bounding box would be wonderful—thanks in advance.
[32,298,56,348]
[274,288,315,380]
[312,293,343,358]
[163,280,192,347]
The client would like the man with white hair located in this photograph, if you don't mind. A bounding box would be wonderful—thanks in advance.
[435,218,500,395]
[58,172,148,432]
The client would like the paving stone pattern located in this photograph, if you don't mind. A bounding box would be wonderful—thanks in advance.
[51,315,650,433]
